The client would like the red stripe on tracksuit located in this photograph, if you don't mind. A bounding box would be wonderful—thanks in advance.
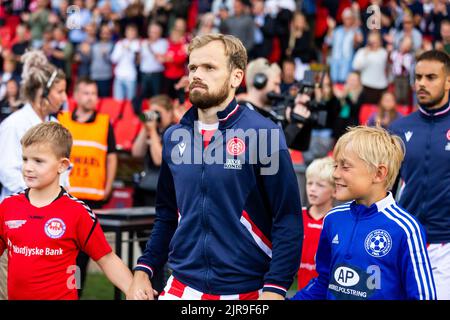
[242,210,272,249]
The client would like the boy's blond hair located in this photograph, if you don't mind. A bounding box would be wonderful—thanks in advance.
[306,157,335,187]
[188,33,248,72]
[21,122,72,159]
[334,126,405,189]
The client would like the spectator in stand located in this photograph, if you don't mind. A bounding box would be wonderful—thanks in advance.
[389,36,414,105]
[334,71,364,139]
[352,30,389,105]
[219,0,255,53]
[388,12,423,52]
[195,12,220,36]
[147,0,173,37]
[67,0,93,46]
[139,23,168,102]
[120,1,146,37]
[24,0,51,49]
[0,79,23,123]
[11,24,30,74]
[111,24,140,101]
[280,58,299,95]
[367,91,402,128]
[0,59,21,101]
[90,24,114,98]
[249,0,275,59]
[326,7,363,84]
[162,18,188,103]
[285,11,316,64]
[75,41,92,78]
[49,25,74,81]
[436,19,450,55]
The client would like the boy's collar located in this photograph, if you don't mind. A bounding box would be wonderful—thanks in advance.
[350,192,396,217]
[25,187,66,204]
[374,192,395,212]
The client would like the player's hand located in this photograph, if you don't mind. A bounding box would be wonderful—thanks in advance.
[126,271,156,300]
[258,292,285,300]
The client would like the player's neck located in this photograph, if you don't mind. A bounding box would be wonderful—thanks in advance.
[28,182,62,208]
[356,188,387,208]
[309,202,332,220]
[197,95,234,124]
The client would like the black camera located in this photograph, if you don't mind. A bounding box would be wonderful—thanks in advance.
[140,110,161,123]
[268,70,328,127]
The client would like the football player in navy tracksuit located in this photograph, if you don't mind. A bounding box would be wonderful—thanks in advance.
[389,50,450,300]
[291,126,436,300]
[127,34,303,300]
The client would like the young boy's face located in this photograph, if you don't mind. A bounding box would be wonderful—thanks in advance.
[333,147,376,203]
[22,143,67,190]
[306,177,334,207]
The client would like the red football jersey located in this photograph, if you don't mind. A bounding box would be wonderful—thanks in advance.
[0,189,112,300]
[297,207,324,290]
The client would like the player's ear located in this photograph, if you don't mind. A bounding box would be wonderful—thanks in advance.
[373,163,388,185]
[58,158,71,174]
[230,68,244,89]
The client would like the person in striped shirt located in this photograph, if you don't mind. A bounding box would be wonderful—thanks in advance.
[291,126,436,300]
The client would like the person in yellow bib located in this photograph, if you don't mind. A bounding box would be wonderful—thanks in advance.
[58,77,118,297]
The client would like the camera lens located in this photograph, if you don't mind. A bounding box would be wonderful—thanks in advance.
[140,110,161,123]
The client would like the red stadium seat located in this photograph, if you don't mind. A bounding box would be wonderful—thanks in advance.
[397,105,412,116]
[112,100,142,151]
[359,104,378,125]
[97,98,124,123]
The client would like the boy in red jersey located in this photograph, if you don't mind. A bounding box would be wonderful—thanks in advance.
[298,157,335,289]
[0,122,132,300]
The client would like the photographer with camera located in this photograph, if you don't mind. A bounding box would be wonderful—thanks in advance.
[238,58,313,151]
[131,94,176,293]
[300,71,341,165]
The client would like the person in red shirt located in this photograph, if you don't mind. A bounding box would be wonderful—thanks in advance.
[0,122,132,300]
[298,157,336,289]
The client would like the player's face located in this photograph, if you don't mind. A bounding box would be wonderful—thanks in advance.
[306,178,335,207]
[188,41,242,109]
[415,60,450,109]
[22,143,66,191]
[333,147,376,205]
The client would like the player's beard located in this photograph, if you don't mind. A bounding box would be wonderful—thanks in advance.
[417,87,447,109]
[189,78,231,110]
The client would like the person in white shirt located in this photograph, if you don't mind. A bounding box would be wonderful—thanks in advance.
[111,24,141,101]
[139,23,168,103]
[352,30,388,105]
[0,50,68,299]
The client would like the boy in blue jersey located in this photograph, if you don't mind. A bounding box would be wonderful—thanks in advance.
[291,126,436,300]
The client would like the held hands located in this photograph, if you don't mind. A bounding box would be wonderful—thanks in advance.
[126,271,159,300]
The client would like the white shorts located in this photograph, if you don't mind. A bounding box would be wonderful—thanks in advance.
[428,242,450,300]
[158,275,262,300]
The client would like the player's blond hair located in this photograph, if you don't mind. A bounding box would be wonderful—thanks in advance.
[188,33,248,72]
[21,122,72,159]
[333,126,405,190]
[306,157,335,187]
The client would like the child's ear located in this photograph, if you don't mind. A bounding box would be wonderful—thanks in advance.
[373,164,388,185]
[58,158,71,174]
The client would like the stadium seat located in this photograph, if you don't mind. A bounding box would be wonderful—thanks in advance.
[359,104,378,125]
[397,105,412,116]
[97,98,126,123]
[112,100,142,151]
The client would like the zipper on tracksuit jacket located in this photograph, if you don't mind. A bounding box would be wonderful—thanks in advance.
[200,147,211,292]
[345,212,360,260]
